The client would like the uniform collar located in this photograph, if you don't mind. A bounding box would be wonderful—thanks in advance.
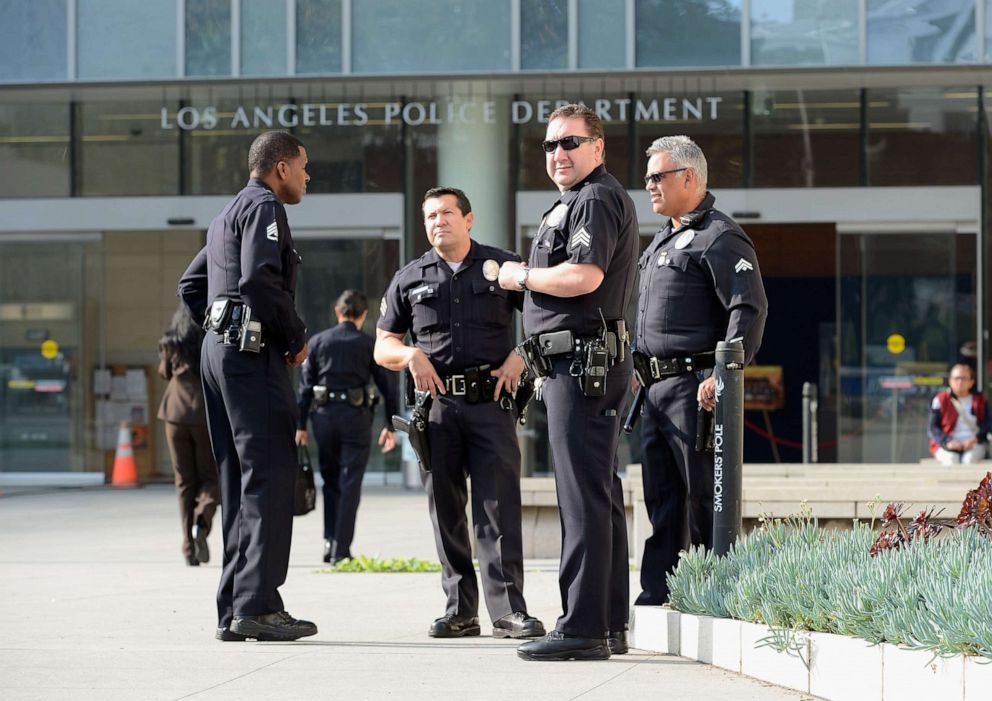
[418,239,480,269]
[247,177,274,194]
[559,164,606,204]
[660,191,716,240]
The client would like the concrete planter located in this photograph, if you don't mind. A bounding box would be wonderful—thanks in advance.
[809,631,882,701]
[631,607,989,701]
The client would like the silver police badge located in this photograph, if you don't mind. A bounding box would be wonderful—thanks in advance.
[483,259,500,281]
[674,230,695,249]
[544,203,569,228]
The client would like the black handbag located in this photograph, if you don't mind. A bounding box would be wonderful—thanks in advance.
[294,446,316,516]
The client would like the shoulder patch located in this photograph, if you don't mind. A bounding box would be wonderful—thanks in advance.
[570,226,592,249]
[266,220,278,242]
[734,258,754,273]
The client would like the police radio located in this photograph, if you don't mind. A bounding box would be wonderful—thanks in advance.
[582,339,609,397]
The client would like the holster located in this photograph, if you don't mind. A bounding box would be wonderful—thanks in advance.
[512,376,536,425]
[696,404,714,452]
[312,385,329,407]
[392,389,432,472]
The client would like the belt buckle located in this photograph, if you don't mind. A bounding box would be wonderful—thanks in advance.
[449,375,466,396]
[649,356,662,380]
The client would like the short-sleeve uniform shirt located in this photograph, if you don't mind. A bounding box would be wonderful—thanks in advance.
[523,165,639,337]
[377,241,523,376]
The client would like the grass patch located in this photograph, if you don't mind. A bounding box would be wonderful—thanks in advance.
[323,555,442,573]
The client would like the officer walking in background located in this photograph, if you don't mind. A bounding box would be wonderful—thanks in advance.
[178,130,317,642]
[374,187,545,642]
[633,135,767,606]
[498,104,638,661]
[296,289,400,564]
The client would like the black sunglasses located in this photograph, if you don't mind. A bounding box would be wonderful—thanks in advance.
[541,135,598,153]
[644,168,689,185]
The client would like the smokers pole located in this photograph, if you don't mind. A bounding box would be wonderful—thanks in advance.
[712,340,745,557]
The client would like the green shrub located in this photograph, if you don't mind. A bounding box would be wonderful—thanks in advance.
[324,555,442,573]
[668,520,992,658]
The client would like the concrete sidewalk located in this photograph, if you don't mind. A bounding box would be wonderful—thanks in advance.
[0,484,810,700]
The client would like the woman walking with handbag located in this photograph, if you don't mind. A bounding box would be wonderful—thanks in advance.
[158,303,219,566]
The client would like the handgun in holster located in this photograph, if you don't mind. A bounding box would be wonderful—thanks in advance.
[511,375,536,425]
[514,338,552,379]
[392,389,432,472]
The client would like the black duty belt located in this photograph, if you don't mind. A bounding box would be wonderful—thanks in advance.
[442,365,497,403]
[533,329,618,359]
[313,385,368,408]
[633,350,715,385]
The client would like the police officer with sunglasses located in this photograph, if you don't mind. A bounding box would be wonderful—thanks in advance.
[633,135,767,607]
[499,104,638,661]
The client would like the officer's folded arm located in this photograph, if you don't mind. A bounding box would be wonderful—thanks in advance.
[498,261,603,298]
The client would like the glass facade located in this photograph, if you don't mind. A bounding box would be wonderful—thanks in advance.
[751,0,859,66]
[578,0,626,69]
[241,0,288,76]
[521,0,568,70]
[0,102,71,198]
[0,0,67,83]
[185,0,231,77]
[77,0,177,80]
[867,0,976,64]
[296,0,343,74]
[635,0,742,68]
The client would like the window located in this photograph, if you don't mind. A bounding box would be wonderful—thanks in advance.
[296,0,343,74]
[186,0,231,77]
[77,0,178,80]
[0,102,71,197]
[521,0,568,69]
[241,0,287,76]
[0,0,67,82]
[751,0,859,66]
[578,0,626,69]
[636,0,742,68]
[867,0,976,64]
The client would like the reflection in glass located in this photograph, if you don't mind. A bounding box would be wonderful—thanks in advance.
[867,0,976,64]
[296,0,343,74]
[635,93,745,189]
[866,87,977,185]
[751,0,859,66]
[241,0,287,76]
[186,0,231,77]
[0,0,67,82]
[294,237,402,476]
[352,0,510,73]
[578,0,626,68]
[78,102,180,196]
[77,0,177,79]
[522,0,568,69]
[635,0,742,67]
[837,232,975,462]
[0,103,71,197]
[751,89,860,187]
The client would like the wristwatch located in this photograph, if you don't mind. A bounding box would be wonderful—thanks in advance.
[515,266,530,291]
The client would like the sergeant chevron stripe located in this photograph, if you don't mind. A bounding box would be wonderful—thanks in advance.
[734,258,753,273]
[570,227,592,249]
[266,221,278,241]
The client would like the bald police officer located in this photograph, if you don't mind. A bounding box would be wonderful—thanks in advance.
[178,130,317,642]
[633,135,767,606]
[500,104,638,661]
[296,289,400,564]
[375,187,545,641]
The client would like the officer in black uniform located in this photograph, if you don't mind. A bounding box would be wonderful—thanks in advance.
[499,104,638,661]
[375,187,545,641]
[633,135,767,606]
[178,130,317,642]
[295,289,400,564]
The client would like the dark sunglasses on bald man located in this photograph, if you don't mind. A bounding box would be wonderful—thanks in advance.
[541,135,598,153]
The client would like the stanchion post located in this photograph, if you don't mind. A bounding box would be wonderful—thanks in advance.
[712,340,745,557]
[802,382,818,464]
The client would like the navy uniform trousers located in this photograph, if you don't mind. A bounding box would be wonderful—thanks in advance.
[311,403,372,560]
[424,395,526,623]
[637,373,714,605]
[201,335,298,627]
[542,353,632,639]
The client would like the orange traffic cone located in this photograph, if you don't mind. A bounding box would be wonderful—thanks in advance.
[111,421,138,487]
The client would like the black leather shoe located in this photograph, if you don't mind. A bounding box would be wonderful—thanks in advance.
[185,554,199,566]
[428,614,480,638]
[323,540,332,563]
[230,611,318,641]
[493,612,546,639]
[608,630,629,655]
[193,525,209,564]
[215,626,248,641]
[517,630,610,661]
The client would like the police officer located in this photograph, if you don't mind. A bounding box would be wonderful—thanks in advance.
[178,130,317,642]
[499,104,638,661]
[633,135,767,606]
[295,289,400,564]
[374,187,545,641]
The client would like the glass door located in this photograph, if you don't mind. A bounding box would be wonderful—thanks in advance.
[837,230,977,463]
